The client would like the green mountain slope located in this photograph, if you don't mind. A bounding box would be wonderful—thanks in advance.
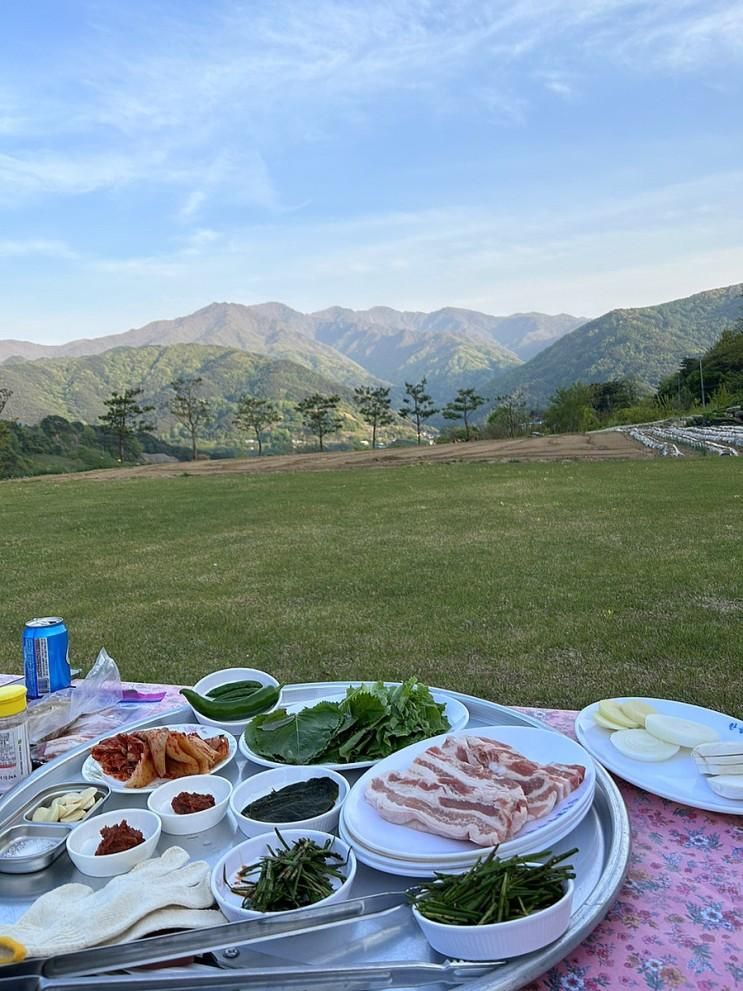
[306,316,520,401]
[0,344,353,424]
[487,284,743,406]
[0,304,378,390]
[0,302,588,398]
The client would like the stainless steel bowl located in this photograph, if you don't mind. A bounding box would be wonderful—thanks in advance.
[20,781,111,827]
[0,822,69,874]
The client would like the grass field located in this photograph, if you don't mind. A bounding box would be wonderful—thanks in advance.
[1,458,741,712]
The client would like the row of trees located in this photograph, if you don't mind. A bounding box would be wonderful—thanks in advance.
[97,377,493,460]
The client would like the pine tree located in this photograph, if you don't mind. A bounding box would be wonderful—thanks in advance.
[442,388,486,441]
[399,379,438,445]
[234,395,281,455]
[168,375,211,461]
[99,388,155,461]
[296,393,343,451]
[353,386,394,449]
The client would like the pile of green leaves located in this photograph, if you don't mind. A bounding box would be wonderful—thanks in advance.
[243,678,450,765]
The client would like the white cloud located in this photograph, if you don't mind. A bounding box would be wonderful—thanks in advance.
[178,190,206,220]
[1,1,739,209]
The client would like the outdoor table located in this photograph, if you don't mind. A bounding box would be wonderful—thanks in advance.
[1,675,741,991]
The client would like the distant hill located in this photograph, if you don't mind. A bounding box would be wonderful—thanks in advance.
[0,304,378,391]
[303,308,520,398]
[486,284,743,406]
[0,302,588,403]
[305,305,585,361]
[0,344,359,430]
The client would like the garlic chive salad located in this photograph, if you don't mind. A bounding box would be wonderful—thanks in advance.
[409,848,577,926]
[225,830,348,912]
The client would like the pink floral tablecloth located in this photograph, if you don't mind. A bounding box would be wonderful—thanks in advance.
[4,676,741,990]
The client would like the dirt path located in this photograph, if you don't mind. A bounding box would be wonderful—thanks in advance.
[20,432,650,482]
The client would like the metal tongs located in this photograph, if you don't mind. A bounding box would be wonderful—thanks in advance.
[0,892,503,991]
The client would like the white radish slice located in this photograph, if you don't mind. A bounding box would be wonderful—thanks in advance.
[621,700,657,724]
[692,742,743,760]
[594,712,629,731]
[645,714,720,749]
[699,762,743,777]
[611,729,680,762]
[707,775,743,800]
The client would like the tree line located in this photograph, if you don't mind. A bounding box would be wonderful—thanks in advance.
[95,378,490,461]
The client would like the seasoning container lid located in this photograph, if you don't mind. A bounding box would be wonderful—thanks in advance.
[0,684,28,717]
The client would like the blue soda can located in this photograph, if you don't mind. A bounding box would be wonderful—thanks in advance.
[23,618,71,698]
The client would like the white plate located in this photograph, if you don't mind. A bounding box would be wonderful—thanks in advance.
[238,689,469,771]
[343,726,595,864]
[341,783,593,865]
[575,698,743,815]
[341,804,604,888]
[82,723,237,794]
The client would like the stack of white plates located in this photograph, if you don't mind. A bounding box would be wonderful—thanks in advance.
[340,726,596,877]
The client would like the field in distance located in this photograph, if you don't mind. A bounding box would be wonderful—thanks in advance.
[25,431,651,482]
[1,457,739,712]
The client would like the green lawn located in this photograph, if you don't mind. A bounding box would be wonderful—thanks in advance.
[1,459,741,712]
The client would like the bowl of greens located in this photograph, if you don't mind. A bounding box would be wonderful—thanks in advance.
[409,849,576,961]
[239,678,467,770]
[230,766,349,838]
[212,828,356,922]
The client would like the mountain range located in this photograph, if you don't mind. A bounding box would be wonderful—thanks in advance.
[1,286,741,429]
[486,284,742,406]
[0,304,582,410]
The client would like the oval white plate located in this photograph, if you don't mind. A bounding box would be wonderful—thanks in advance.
[343,725,595,864]
[340,799,603,884]
[82,723,237,794]
[239,689,469,771]
[575,698,743,815]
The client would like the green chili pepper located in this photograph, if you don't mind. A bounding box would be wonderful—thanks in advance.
[181,684,280,721]
[207,680,264,699]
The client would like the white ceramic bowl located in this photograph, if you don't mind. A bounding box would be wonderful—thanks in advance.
[66,808,161,878]
[412,878,574,961]
[186,667,281,733]
[147,774,232,835]
[211,828,357,922]
[230,766,349,839]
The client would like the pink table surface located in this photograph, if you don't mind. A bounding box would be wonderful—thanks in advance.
[4,677,742,990]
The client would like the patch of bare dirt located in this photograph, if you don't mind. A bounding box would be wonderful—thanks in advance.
[18,432,652,483]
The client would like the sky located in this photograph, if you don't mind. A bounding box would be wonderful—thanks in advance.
[0,0,742,344]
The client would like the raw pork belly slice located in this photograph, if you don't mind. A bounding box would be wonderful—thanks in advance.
[441,736,586,821]
[366,767,528,846]
[365,735,587,846]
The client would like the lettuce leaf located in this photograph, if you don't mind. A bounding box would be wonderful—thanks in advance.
[243,678,451,765]
[243,702,346,764]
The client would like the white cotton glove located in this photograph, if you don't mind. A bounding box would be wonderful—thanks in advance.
[0,846,225,961]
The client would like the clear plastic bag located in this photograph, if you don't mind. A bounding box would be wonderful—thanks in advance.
[28,647,123,744]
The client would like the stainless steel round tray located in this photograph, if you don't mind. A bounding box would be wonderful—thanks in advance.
[0,682,631,990]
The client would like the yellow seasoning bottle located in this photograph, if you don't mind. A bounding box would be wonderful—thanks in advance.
[0,684,32,793]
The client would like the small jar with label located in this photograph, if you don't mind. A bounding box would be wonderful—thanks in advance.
[0,684,32,794]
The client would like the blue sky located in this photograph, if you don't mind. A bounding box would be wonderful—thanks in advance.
[1,0,742,344]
